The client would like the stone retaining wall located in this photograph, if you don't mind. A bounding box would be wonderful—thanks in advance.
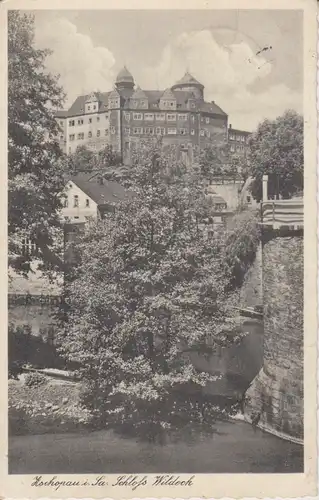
[245,234,303,440]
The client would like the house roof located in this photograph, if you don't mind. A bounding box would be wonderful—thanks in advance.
[131,87,148,99]
[66,92,110,117]
[200,101,228,116]
[70,172,129,206]
[58,88,227,117]
[116,66,134,84]
[172,71,204,88]
[160,88,176,100]
[228,127,251,135]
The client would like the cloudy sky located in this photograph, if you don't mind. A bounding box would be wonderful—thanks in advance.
[31,9,303,130]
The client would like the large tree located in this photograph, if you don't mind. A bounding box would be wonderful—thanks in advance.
[61,142,242,440]
[248,110,303,200]
[8,11,69,274]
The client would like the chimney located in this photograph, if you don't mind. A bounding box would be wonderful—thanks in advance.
[229,124,232,129]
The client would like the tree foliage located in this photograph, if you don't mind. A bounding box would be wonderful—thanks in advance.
[8,11,69,273]
[60,142,243,440]
[223,210,261,291]
[68,144,121,173]
[248,110,303,200]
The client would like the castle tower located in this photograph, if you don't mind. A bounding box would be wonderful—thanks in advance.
[115,66,135,97]
[171,71,204,100]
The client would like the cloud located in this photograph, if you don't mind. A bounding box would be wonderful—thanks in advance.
[140,30,302,130]
[34,17,116,108]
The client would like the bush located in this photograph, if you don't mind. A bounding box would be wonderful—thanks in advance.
[24,372,47,388]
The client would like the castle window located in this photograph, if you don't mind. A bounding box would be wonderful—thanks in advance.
[191,115,195,122]
[124,128,130,134]
[230,144,235,152]
[133,127,143,134]
[105,129,109,136]
[69,134,75,141]
[205,117,210,124]
[179,128,187,135]
[178,114,187,121]
[111,126,116,134]
[236,136,240,141]
[97,116,100,122]
[140,101,147,107]
[191,129,195,135]
[85,199,90,207]
[124,112,130,121]
[77,133,84,140]
[167,128,177,135]
[155,113,165,121]
[200,130,205,136]
[206,130,210,138]
[73,195,79,208]
[145,127,154,135]
[93,105,97,110]
[78,119,83,125]
[156,127,165,135]
[241,136,245,142]
[246,196,251,203]
[133,113,143,120]
[167,113,176,121]
[69,120,75,127]
[88,106,91,111]
[97,130,100,137]
[89,118,92,124]
[144,113,154,121]
[88,131,92,138]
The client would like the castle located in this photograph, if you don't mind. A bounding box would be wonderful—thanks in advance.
[55,67,250,162]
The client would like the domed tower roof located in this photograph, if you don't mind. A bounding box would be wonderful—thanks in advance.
[115,66,134,90]
[172,71,204,89]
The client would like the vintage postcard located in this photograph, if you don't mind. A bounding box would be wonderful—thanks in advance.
[0,0,317,498]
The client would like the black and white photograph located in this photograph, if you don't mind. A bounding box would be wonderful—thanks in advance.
[3,1,317,497]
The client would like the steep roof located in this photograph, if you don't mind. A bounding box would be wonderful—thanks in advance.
[173,71,204,88]
[70,172,129,206]
[67,92,110,117]
[200,101,228,116]
[116,66,134,84]
[160,88,176,100]
[55,109,69,118]
[131,87,148,99]
[108,88,120,98]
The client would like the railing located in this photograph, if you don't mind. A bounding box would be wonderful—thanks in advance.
[261,199,303,229]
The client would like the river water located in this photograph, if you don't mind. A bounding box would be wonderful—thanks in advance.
[9,419,303,474]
